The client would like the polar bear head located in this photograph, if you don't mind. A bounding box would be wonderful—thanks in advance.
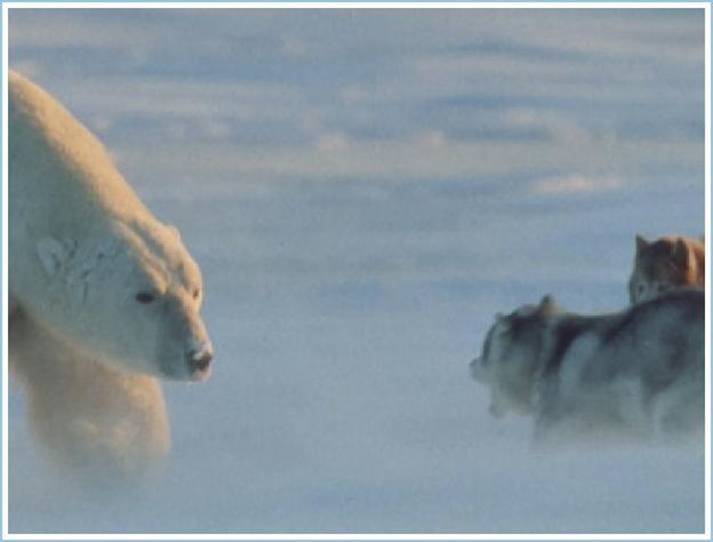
[36,219,213,382]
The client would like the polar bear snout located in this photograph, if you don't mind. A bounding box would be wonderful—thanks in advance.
[187,342,213,381]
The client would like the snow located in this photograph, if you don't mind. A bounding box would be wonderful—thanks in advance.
[7,7,706,534]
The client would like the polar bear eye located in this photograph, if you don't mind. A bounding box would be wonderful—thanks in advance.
[192,288,201,300]
[135,292,155,304]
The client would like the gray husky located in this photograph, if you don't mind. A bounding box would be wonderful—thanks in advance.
[470,289,703,444]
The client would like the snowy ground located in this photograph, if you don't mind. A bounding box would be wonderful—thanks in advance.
[7,8,706,534]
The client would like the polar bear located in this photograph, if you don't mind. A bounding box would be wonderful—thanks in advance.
[9,70,213,479]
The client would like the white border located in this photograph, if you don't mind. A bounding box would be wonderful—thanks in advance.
[2,2,710,540]
[0,1,710,8]
[706,4,712,541]
[1,536,710,542]
[2,2,9,541]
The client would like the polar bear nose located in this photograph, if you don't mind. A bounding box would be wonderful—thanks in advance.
[187,344,213,380]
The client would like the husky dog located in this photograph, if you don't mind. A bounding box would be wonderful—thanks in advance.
[470,289,703,444]
[628,235,704,304]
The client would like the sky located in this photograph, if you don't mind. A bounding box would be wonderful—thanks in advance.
[6,7,707,535]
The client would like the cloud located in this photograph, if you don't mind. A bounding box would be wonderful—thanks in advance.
[9,11,159,51]
[315,132,351,152]
[531,174,622,195]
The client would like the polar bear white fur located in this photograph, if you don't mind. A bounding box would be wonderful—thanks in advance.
[10,309,171,479]
[9,70,213,479]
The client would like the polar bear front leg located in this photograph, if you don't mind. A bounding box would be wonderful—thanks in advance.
[9,310,170,481]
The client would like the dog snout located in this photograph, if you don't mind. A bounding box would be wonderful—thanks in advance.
[187,342,213,381]
[489,402,506,418]
[470,357,486,381]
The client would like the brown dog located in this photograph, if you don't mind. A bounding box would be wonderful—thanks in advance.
[628,235,704,304]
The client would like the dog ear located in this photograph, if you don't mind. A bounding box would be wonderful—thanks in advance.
[672,238,691,270]
[538,294,557,315]
[635,234,648,254]
[36,237,69,277]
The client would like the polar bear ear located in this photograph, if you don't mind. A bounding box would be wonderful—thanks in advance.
[166,224,182,241]
[36,237,68,277]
